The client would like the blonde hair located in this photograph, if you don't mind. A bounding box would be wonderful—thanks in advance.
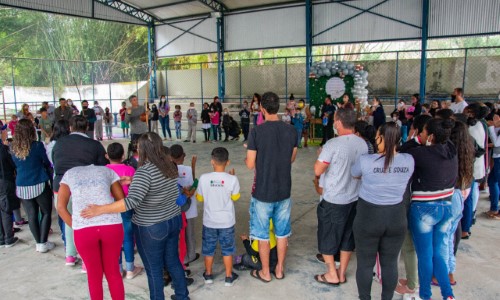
[11,119,36,160]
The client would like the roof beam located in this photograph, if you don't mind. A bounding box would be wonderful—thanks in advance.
[94,0,157,24]
[196,0,228,12]
[142,0,194,11]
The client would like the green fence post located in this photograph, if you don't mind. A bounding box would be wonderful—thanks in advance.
[11,58,17,113]
[285,57,288,103]
[462,48,468,94]
[239,60,242,105]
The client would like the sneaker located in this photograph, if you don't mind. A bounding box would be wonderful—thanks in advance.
[65,256,79,266]
[233,263,249,271]
[315,253,325,263]
[403,293,423,300]
[186,277,194,286]
[203,272,214,284]
[38,241,56,253]
[126,266,144,279]
[81,262,87,273]
[192,141,196,143]
[5,237,19,248]
[13,227,21,233]
[225,272,239,287]
[446,297,456,300]
[184,269,192,278]
[0,242,5,248]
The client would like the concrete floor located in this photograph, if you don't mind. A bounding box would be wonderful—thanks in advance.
[1,132,499,300]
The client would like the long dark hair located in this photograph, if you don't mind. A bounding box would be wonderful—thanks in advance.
[377,122,400,172]
[51,120,70,142]
[450,121,475,190]
[252,93,261,105]
[11,119,36,160]
[137,132,178,179]
[354,120,376,148]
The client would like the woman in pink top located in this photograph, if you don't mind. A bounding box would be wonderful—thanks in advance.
[209,109,220,142]
[105,143,144,280]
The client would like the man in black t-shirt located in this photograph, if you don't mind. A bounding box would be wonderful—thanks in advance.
[320,96,336,146]
[246,92,298,283]
[209,96,223,140]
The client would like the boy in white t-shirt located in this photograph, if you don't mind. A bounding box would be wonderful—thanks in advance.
[196,147,240,287]
[170,144,200,265]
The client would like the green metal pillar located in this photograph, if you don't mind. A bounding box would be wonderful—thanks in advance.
[148,22,157,102]
[305,0,313,103]
[419,0,429,102]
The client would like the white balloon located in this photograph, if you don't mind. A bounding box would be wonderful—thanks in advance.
[317,69,324,76]
[343,69,349,74]
[324,70,331,77]
[310,106,316,115]
[348,69,354,75]
[320,63,326,68]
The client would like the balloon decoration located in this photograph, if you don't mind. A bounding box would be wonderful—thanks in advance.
[309,60,369,137]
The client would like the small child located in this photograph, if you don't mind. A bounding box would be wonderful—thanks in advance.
[57,164,125,299]
[8,115,18,136]
[239,101,250,142]
[174,105,182,140]
[292,111,304,148]
[105,143,143,280]
[391,111,402,128]
[233,220,278,272]
[196,147,240,286]
[103,107,113,140]
[209,108,220,142]
[119,102,129,138]
[39,108,52,143]
[185,102,197,143]
[170,145,200,265]
[282,109,291,124]
[201,103,211,142]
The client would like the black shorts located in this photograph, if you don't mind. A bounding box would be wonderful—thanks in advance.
[317,200,357,255]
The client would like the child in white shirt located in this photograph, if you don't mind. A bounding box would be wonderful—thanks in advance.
[196,147,240,287]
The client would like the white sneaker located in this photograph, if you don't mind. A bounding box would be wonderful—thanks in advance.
[403,293,423,300]
[38,241,56,253]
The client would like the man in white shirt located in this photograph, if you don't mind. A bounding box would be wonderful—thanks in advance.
[450,88,468,114]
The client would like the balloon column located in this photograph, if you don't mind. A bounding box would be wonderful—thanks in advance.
[308,60,369,137]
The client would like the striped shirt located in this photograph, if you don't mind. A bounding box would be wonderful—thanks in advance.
[124,162,180,226]
[16,182,46,200]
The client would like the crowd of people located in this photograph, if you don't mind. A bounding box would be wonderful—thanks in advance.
[0,87,496,300]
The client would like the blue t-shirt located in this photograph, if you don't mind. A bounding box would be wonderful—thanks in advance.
[351,153,414,205]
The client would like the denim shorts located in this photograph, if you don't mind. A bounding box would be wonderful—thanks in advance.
[202,225,235,257]
[249,197,292,240]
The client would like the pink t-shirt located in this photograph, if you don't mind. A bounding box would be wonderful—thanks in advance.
[210,111,220,125]
[106,164,135,196]
[8,121,18,135]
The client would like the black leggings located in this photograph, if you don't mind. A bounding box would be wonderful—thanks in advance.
[353,199,407,300]
[203,128,211,141]
[22,185,52,244]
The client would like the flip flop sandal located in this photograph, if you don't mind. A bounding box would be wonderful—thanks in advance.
[340,278,347,284]
[272,271,285,280]
[250,270,271,283]
[314,274,340,286]
[488,214,500,220]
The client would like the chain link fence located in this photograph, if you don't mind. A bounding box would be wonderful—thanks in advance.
[159,46,500,108]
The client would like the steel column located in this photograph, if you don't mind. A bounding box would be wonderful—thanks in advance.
[51,61,56,105]
[305,0,313,103]
[148,22,157,101]
[419,0,429,102]
[165,68,169,101]
[239,60,242,105]
[91,62,95,102]
[462,48,469,94]
[217,16,225,102]
[109,81,112,110]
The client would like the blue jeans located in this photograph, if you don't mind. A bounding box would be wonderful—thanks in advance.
[401,125,408,143]
[410,200,454,300]
[448,190,463,273]
[119,210,135,271]
[461,180,476,233]
[488,157,500,212]
[58,215,66,247]
[159,115,172,139]
[211,124,219,141]
[295,128,302,146]
[174,121,181,139]
[133,215,188,300]
[249,197,292,240]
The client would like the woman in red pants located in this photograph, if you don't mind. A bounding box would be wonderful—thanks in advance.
[57,165,126,300]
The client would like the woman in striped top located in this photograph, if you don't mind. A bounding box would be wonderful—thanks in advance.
[10,119,54,253]
[407,118,458,300]
[81,132,188,300]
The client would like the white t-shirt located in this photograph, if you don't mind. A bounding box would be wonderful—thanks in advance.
[450,100,468,114]
[318,134,368,205]
[196,172,240,229]
[60,165,121,230]
[469,122,486,180]
[177,164,197,219]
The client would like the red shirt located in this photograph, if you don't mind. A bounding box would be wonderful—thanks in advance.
[8,120,18,135]
[119,108,126,121]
